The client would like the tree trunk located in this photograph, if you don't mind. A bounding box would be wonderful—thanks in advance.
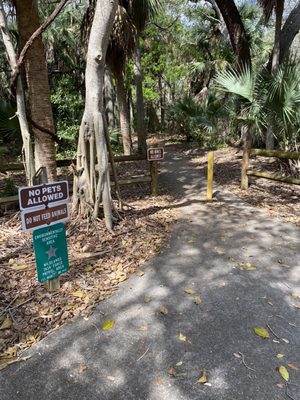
[133,41,147,155]
[266,0,284,150]
[214,0,251,68]
[272,0,284,72]
[15,0,57,182]
[72,0,118,229]
[279,1,300,63]
[104,66,116,130]
[115,67,132,155]
[158,75,165,132]
[0,1,35,185]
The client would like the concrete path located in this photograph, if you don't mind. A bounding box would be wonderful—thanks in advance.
[1,146,299,400]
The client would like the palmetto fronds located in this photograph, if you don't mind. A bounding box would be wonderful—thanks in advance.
[215,58,300,145]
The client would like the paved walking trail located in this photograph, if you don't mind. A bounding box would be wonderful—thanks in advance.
[1,146,299,400]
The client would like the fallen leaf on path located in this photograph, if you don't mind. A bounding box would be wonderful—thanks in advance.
[287,363,299,371]
[72,291,85,299]
[194,296,201,305]
[176,361,183,366]
[8,258,15,265]
[78,364,87,374]
[292,304,300,309]
[15,265,28,271]
[154,378,164,385]
[102,320,115,331]
[282,338,289,344]
[135,271,144,277]
[167,367,177,377]
[144,296,152,303]
[178,332,186,342]
[184,288,196,295]
[0,318,13,330]
[253,326,270,339]
[106,375,115,381]
[278,365,289,381]
[137,325,148,332]
[213,247,225,255]
[0,346,17,359]
[276,354,284,359]
[159,305,168,315]
[196,368,207,384]
[84,264,94,272]
[291,293,300,300]
[233,353,241,358]
[276,383,285,389]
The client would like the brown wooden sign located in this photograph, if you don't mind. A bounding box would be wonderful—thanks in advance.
[18,181,69,210]
[21,202,70,232]
[147,147,164,161]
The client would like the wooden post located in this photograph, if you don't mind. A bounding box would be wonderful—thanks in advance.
[207,151,214,200]
[33,167,60,292]
[150,160,158,196]
[241,142,250,190]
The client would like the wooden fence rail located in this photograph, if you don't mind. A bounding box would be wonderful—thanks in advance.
[242,148,300,189]
[0,154,159,209]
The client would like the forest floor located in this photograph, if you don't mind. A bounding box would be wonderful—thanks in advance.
[0,139,299,366]
[0,141,299,400]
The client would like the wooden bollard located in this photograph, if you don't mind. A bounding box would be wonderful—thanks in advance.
[150,160,158,196]
[241,142,249,190]
[207,151,214,200]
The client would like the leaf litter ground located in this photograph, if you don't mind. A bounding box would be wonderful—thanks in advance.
[0,179,178,367]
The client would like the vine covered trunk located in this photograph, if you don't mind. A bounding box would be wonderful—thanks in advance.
[72,0,118,230]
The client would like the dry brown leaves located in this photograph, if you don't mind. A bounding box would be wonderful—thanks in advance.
[0,194,177,362]
[188,146,300,226]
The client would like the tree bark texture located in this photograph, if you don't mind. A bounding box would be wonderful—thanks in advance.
[272,0,284,72]
[15,0,57,182]
[133,42,147,155]
[72,0,118,229]
[104,66,116,129]
[115,67,132,155]
[0,0,35,185]
[214,0,251,68]
[279,1,300,63]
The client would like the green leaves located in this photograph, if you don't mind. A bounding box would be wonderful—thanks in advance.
[215,65,255,103]
[278,365,289,382]
[253,326,270,339]
[102,320,115,331]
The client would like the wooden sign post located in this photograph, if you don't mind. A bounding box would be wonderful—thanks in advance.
[207,151,214,200]
[147,147,164,196]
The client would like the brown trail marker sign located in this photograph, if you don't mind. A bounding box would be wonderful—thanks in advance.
[147,147,164,161]
[147,147,164,196]
[18,178,70,291]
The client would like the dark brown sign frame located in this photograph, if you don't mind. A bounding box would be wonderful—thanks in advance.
[18,181,69,211]
[147,147,164,161]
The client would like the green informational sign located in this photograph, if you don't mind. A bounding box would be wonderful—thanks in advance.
[33,223,69,283]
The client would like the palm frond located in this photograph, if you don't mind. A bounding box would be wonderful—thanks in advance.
[214,65,255,103]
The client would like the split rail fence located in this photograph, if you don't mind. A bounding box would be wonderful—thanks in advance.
[241,148,300,190]
[0,154,159,209]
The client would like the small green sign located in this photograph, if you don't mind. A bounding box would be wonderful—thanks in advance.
[33,223,69,283]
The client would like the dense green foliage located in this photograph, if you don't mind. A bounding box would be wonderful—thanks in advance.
[0,0,299,157]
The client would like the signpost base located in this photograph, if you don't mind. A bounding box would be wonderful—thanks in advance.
[150,160,158,196]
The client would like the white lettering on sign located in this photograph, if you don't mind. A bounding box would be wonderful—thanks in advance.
[147,147,164,161]
[27,192,64,206]
[18,181,69,211]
